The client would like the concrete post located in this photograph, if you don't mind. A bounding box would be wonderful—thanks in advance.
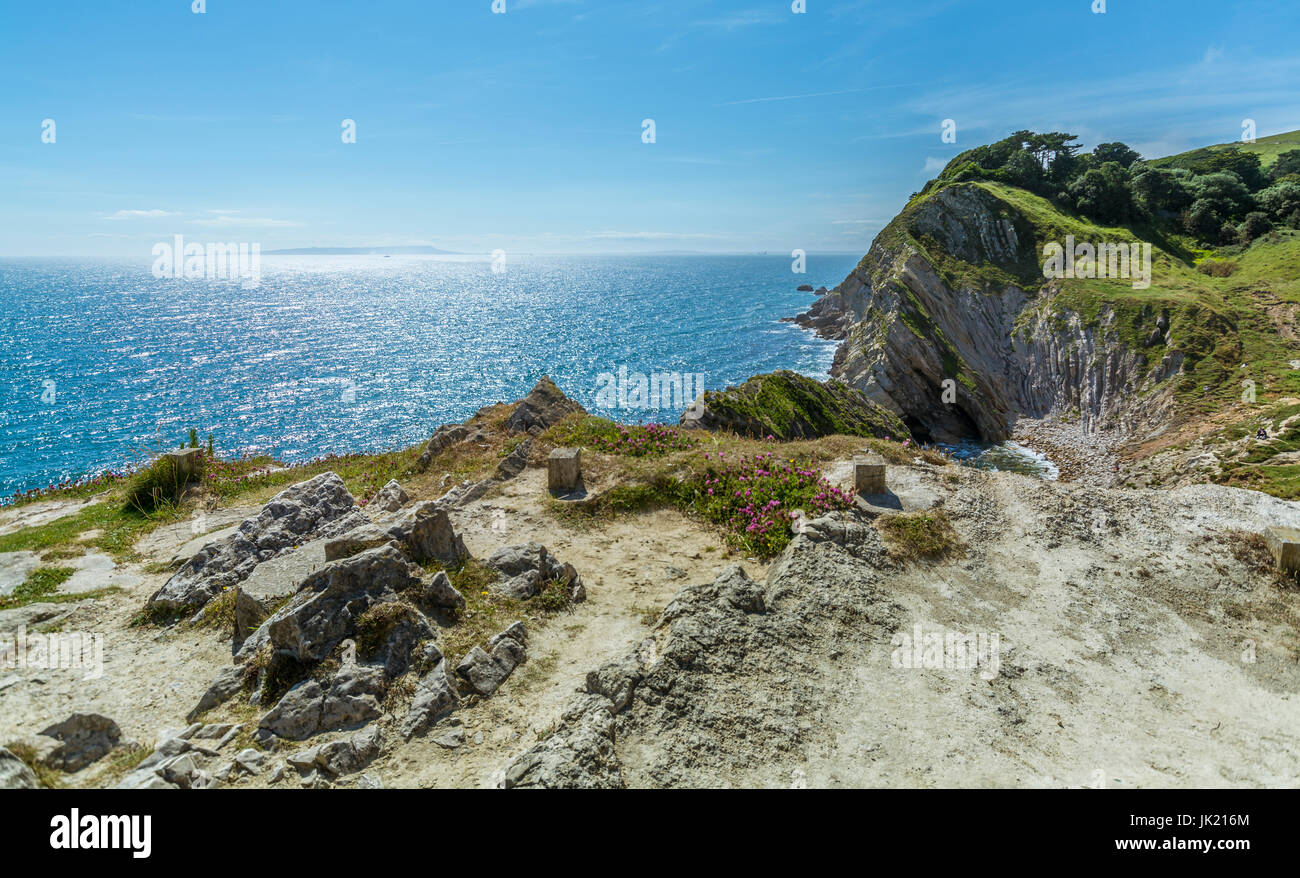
[548,447,581,493]
[1264,526,1300,575]
[854,453,886,495]
[165,447,204,483]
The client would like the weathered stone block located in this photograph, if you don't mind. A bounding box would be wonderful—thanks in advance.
[1264,526,1300,573]
[548,447,581,492]
[854,454,887,495]
[165,447,204,483]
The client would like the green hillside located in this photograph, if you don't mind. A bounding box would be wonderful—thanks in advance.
[1151,129,1300,171]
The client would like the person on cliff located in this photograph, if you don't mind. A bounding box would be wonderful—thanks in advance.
[1257,427,1269,441]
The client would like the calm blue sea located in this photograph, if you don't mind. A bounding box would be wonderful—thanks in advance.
[0,254,853,498]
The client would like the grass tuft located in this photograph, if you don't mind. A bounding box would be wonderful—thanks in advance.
[876,509,965,562]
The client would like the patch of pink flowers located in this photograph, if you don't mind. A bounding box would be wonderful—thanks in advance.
[695,450,854,556]
[593,423,697,458]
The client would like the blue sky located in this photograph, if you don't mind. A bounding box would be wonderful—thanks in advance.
[2,0,1298,257]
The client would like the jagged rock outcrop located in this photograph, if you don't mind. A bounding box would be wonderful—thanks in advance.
[505,376,585,434]
[369,480,409,512]
[416,423,487,472]
[286,725,384,779]
[792,183,1189,442]
[484,543,584,601]
[455,622,526,696]
[401,659,460,739]
[322,500,468,564]
[237,544,425,664]
[192,545,436,731]
[148,473,365,613]
[679,370,911,441]
[503,529,901,789]
[259,665,385,741]
[117,722,247,789]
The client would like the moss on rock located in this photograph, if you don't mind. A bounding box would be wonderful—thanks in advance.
[683,371,911,441]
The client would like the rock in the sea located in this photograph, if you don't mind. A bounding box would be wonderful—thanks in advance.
[401,659,461,739]
[0,746,39,789]
[797,283,814,291]
[505,376,585,434]
[484,543,583,601]
[37,712,121,772]
[369,479,409,513]
[259,664,385,741]
[148,473,364,613]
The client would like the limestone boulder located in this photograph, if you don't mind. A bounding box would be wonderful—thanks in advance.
[148,473,365,613]
[258,665,385,741]
[369,480,409,513]
[251,545,425,665]
[401,659,461,739]
[36,712,121,772]
[382,502,468,564]
[484,542,583,601]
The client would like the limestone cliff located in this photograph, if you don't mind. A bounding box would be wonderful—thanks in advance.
[798,183,1191,443]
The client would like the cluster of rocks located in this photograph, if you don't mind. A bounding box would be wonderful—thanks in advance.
[153,532,543,786]
[118,721,253,789]
[402,622,528,739]
[117,462,587,788]
[113,717,385,790]
[484,543,585,601]
[148,473,371,616]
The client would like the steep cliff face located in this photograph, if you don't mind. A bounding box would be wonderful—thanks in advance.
[802,183,1185,443]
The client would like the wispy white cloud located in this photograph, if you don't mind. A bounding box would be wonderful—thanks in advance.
[191,215,300,228]
[105,209,174,220]
[689,7,783,30]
